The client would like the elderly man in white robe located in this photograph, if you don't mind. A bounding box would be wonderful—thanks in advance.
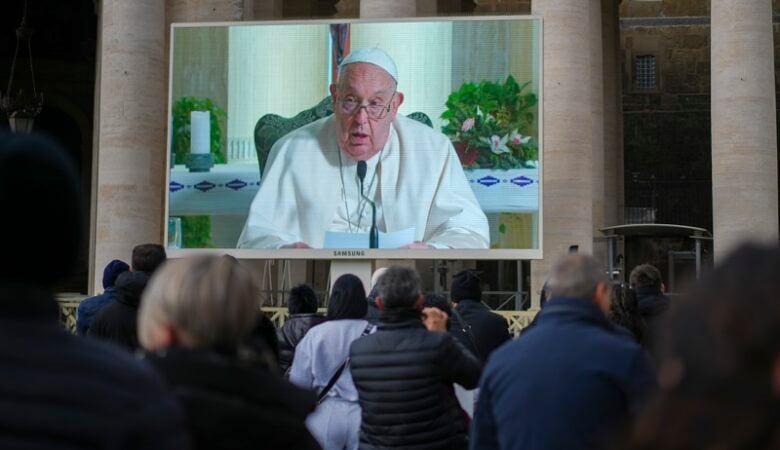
[238,48,489,249]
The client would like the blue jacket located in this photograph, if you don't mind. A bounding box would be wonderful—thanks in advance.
[76,287,117,336]
[471,297,657,450]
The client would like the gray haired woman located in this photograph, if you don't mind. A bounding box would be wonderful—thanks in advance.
[138,255,321,450]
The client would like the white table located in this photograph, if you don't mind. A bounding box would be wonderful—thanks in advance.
[169,163,260,216]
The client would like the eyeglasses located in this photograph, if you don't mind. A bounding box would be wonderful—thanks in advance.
[337,92,395,120]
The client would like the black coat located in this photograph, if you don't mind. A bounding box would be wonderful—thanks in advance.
[0,285,189,450]
[88,293,140,350]
[350,310,482,450]
[471,297,658,450]
[146,347,321,450]
[636,287,670,358]
[277,313,326,373]
[448,299,511,363]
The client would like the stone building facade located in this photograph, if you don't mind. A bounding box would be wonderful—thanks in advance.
[2,0,776,301]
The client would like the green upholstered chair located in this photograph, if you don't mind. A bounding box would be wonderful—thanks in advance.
[253,96,433,176]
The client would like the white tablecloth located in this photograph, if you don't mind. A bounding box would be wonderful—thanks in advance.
[169,163,260,216]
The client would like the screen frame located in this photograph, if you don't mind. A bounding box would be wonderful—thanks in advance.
[165,15,544,260]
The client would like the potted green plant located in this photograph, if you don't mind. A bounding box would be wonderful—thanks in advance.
[440,76,540,215]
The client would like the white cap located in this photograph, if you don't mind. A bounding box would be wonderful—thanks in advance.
[339,47,399,83]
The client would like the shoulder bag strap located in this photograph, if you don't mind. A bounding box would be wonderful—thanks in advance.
[452,308,481,360]
[316,323,373,405]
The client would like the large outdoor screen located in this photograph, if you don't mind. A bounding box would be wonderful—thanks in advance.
[166,16,543,259]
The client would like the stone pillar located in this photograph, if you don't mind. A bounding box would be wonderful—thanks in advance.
[166,0,244,21]
[602,0,623,231]
[336,0,359,17]
[530,0,595,305]
[91,0,166,293]
[360,0,416,17]
[711,0,778,259]
[249,0,283,19]
[590,0,606,266]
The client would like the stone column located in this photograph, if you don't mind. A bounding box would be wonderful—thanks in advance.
[91,0,166,293]
[167,0,244,21]
[590,0,606,266]
[360,0,415,17]
[711,0,778,259]
[530,0,595,305]
[602,0,623,231]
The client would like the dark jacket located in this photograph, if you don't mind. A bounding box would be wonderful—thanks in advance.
[636,287,670,319]
[471,297,658,450]
[75,287,117,336]
[146,347,320,450]
[365,287,382,324]
[0,285,189,450]
[88,292,140,350]
[350,309,482,450]
[636,287,670,358]
[277,313,326,373]
[448,299,511,363]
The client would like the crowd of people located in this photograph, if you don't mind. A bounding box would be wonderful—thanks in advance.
[2,132,779,450]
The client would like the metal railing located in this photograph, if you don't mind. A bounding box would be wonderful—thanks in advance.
[56,296,539,337]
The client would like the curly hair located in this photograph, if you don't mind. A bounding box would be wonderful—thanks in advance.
[608,283,645,345]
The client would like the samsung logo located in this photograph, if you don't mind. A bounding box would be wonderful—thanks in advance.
[333,250,365,257]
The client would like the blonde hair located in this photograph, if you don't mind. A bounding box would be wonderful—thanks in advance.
[138,255,259,353]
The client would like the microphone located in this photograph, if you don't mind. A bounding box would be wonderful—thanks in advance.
[357,161,378,249]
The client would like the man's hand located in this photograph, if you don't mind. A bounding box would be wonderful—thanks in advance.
[422,307,448,332]
[400,241,433,249]
[281,241,312,249]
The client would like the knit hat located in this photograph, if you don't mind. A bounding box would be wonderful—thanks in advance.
[450,270,482,302]
[102,259,130,290]
[115,271,149,308]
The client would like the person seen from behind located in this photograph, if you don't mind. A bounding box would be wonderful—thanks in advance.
[138,255,320,450]
[88,270,149,351]
[471,253,658,450]
[76,259,129,336]
[290,274,371,450]
[608,282,646,346]
[0,132,188,449]
[350,266,482,449]
[131,243,167,275]
[621,243,780,450]
[629,263,669,357]
[448,269,511,363]
[277,283,326,374]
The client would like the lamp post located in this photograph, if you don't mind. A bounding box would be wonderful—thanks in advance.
[1,0,44,133]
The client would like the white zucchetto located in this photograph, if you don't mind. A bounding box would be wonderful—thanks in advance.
[339,47,399,83]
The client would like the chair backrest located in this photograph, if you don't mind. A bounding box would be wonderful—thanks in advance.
[253,96,433,176]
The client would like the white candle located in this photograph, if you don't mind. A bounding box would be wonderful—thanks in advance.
[190,111,210,155]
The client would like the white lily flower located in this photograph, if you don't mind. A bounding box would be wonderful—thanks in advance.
[510,130,532,146]
[480,134,510,154]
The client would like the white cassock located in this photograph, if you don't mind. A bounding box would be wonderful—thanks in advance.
[237,114,489,249]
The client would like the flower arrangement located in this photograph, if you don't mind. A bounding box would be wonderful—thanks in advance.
[441,76,538,169]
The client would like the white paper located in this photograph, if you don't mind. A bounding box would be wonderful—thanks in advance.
[190,111,210,154]
[323,227,416,249]
[378,227,416,249]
